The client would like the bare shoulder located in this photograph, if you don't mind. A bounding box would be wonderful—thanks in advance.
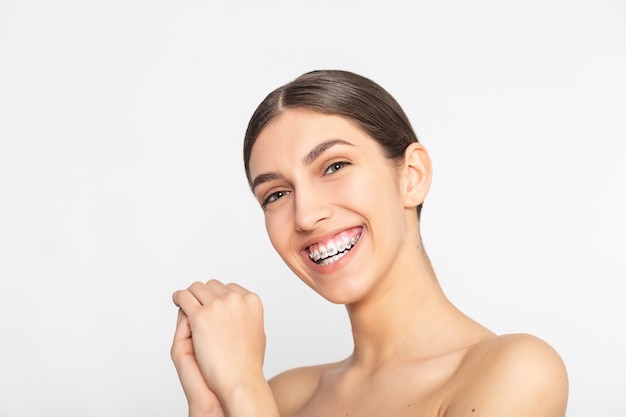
[269,361,342,416]
[445,333,568,417]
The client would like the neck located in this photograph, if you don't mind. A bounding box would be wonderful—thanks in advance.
[344,245,489,369]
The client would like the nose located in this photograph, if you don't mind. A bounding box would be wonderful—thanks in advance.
[293,187,331,232]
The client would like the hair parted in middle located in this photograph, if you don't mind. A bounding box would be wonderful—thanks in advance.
[243,69,423,217]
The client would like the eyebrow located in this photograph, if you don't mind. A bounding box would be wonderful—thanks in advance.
[251,139,354,192]
[251,172,282,192]
[303,139,354,166]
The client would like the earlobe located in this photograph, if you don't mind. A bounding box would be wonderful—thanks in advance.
[402,143,432,208]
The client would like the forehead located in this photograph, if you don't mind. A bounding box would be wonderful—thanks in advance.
[248,109,373,176]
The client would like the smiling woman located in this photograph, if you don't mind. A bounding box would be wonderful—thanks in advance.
[171,70,569,417]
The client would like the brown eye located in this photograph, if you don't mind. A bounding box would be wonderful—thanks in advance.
[324,161,350,175]
[262,190,290,208]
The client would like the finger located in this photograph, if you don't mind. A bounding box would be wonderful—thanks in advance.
[225,282,252,296]
[171,312,215,397]
[172,291,181,307]
[173,309,192,343]
[172,289,202,313]
[205,279,229,296]
[185,280,225,305]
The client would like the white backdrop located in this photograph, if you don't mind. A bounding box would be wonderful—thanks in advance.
[1,1,624,416]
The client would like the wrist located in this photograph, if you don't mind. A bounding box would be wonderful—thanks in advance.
[187,397,224,417]
[188,403,224,417]
[219,375,279,417]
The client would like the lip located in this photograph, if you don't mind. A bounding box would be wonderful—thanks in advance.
[300,225,365,274]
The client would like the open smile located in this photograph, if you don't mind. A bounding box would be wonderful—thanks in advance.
[306,226,363,266]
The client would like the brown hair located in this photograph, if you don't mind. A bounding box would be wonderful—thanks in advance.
[243,69,423,217]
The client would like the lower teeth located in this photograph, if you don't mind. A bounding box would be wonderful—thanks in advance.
[318,251,346,266]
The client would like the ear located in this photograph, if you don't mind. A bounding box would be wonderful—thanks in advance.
[400,142,432,208]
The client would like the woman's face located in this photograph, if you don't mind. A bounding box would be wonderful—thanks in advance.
[248,109,420,304]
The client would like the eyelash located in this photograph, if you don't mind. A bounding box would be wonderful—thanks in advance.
[324,160,350,175]
[261,161,351,208]
[262,190,290,209]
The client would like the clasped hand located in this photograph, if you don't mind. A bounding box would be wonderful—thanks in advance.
[171,280,266,417]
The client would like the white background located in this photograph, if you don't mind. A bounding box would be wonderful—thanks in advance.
[1,1,625,416]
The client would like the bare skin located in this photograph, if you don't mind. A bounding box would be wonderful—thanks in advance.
[270,332,567,417]
[172,109,568,417]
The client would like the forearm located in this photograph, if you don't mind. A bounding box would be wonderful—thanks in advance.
[220,377,280,417]
[188,403,224,417]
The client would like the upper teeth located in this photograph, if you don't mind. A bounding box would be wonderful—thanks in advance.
[309,235,360,262]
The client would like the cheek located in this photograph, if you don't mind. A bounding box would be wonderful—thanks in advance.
[264,217,280,252]
[264,211,291,256]
[337,169,400,211]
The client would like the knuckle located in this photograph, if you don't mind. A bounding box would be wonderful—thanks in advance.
[223,290,241,303]
[244,292,263,311]
[188,281,204,290]
[243,292,258,302]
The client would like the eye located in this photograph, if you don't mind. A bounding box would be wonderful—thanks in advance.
[262,190,290,208]
[324,161,350,175]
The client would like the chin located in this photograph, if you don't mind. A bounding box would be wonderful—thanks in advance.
[310,280,371,306]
